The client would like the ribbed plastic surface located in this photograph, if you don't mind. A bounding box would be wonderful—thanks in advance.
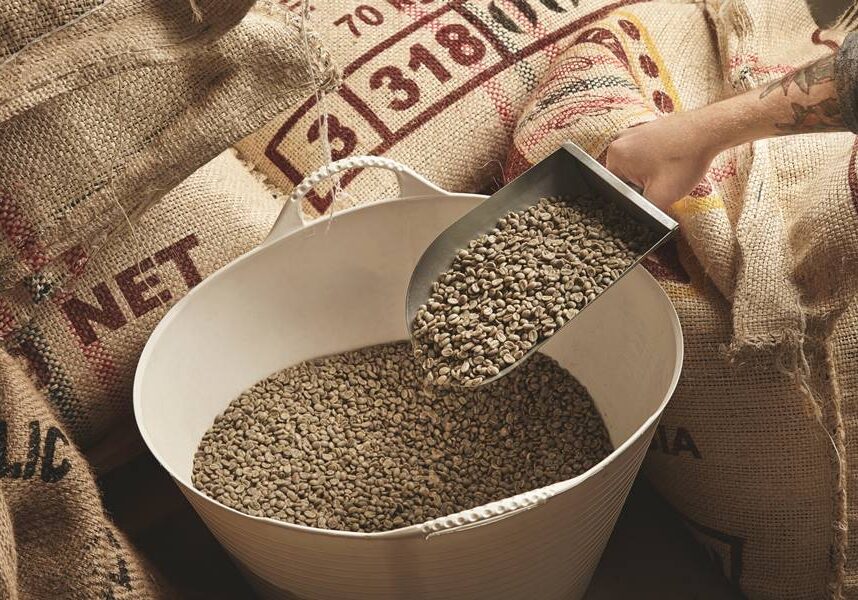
[184,429,651,600]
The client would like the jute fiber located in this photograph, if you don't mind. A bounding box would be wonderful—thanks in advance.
[506,1,857,597]
[0,347,169,599]
[0,0,338,334]
[234,0,658,218]
[3,151,285,450]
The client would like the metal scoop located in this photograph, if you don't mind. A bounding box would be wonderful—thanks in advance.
[405,141,678,386]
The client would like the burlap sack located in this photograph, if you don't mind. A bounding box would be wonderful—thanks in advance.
[234,0,657,218]
[506,1,858,597]
[3,150,284,450]
[0,0,338,334]
[0,347,168,599]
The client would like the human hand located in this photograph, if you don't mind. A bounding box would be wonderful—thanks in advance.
[605,111,720,212]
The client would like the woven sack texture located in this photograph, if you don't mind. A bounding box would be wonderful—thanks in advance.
[3,151,284,450]
[505,1,857,598]
[0,347,169,599]
[0,0,337,335]
[234,0,663,217]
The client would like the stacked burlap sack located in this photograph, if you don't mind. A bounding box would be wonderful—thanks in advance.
[505,0,858,598]
[0,347,169,598]
[0,0,337,595]
[234,0,656,216]
[5,0,849,597]
[0,0,338,451]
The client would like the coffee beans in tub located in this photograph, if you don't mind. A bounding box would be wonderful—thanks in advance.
[411,196,658,387]
[192,342,611,533]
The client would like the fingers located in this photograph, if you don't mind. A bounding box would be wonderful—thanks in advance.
[606,144,645,197]
[606,134,644,181]
[605,142,631,182]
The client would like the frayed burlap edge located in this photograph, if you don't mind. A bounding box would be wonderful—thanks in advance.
[716,4,851,589]
[823,338,849,600]
[229,147,290,205]
[727,327,847,599]
[820,7,858,596]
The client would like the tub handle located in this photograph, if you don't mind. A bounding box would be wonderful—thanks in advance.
[419,488,554,538]
[264,155,448,245]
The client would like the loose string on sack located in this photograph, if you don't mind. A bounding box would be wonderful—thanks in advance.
[765,309,847,600]
[0,1,114,69]
[822,338,848,600]
[832,2,858,31]
[188,0,204,22]
[113,0,340,300]
[104,69,171,309]
[298,0,345,221]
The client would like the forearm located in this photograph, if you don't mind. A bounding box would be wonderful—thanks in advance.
[688,53,846,155]
[605,43,856,210]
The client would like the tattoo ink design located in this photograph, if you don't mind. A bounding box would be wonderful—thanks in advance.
[760,53,836,99]
[776,98,843,132]
[757,53,845,132]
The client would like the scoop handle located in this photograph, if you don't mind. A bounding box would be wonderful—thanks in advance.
[419,488,554,538]
[264,155,447,245]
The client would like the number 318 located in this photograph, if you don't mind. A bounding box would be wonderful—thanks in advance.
[369,24,487,111]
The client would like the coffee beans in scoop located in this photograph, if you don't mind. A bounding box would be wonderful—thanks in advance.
[411,195,656,387]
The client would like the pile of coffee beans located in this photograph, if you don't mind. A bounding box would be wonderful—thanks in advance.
[192,342,612,533]
[411,195,656,387]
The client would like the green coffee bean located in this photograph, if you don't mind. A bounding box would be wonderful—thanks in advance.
[192,342,611,533]
[412,196,656,387]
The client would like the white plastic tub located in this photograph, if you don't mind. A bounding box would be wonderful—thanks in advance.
[134,156,683,600]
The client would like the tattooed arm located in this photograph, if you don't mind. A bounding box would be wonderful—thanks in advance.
[606,46,853,211]
[747,52,842,134]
